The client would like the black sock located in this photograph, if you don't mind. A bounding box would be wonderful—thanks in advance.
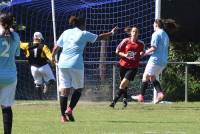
[141,81,148,96]
[60,96,68,116]
[2,107,13,134]
[123,88,128,100]
[152,80,162,93]
[113,89,124,104]
[69,89,82,110]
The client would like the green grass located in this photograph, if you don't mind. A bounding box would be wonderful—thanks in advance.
[0,101,200,134]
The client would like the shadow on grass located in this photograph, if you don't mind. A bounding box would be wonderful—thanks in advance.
[79,120,196,124]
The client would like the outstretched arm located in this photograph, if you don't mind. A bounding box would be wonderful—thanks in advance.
[96,26,118,41]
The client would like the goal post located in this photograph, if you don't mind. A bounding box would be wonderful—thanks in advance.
[153,0,161,103]
[1,0,156,101]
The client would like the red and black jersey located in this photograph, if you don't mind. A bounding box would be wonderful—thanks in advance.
[116,37,144,69]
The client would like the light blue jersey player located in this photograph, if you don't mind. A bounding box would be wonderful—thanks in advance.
[148,28,169,66]
[131,19,170,104]
[57,27,97,69]
[0,12,20,134]
[52,15,118,123]
[0,32,20,86]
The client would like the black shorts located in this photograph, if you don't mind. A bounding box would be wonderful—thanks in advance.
[119,66,138,81]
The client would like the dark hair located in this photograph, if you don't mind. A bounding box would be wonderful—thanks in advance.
[155,19,178,31]
[124,26,139,35]
[68,16,85,28]
[0,12,13,35]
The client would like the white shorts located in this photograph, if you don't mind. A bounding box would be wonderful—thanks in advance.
[31,64,55,85]
[142,62,165,81]
[58,68,84,91]
[0,80,17,107]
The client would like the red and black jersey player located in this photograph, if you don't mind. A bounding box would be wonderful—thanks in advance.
[110,26,145,108]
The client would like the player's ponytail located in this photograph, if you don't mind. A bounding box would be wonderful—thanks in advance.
[155,19,178,32]
[124,26,132,35]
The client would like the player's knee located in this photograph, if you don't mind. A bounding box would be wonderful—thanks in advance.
[142,73,149,81]
[149,76,156,81]
[60,89,70,96]
[119,78,129,89]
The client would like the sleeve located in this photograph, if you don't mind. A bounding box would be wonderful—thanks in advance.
[56,32,64,47]
[83,31,98,43]
[43,45,52,61]
[20,42,29,50]
[116,38,128,52]
[151,32,159,48]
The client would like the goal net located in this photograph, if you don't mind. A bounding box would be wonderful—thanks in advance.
[1,0,155,101]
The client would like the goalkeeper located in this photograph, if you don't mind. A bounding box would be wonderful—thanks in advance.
[110,26,145,108]
[20,32,56,99]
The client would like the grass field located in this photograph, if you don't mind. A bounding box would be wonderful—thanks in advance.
[0,101,200,134]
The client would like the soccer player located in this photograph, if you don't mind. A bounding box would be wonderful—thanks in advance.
[52,15,118,123]
[109,26,144,108]
[131,19,169,103]
[0,12,20,134]
[20,32,56,99]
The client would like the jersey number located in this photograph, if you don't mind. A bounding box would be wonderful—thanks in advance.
[0,41,10,57]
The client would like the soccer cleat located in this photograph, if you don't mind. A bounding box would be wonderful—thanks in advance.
[122,98,128,108]
[131,94,144,102]
[155,92,164,104]
[61,115,68,123]
[109,102,115,108]
[65,107,75,122]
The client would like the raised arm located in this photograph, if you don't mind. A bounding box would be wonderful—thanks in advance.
[96,26,118,41]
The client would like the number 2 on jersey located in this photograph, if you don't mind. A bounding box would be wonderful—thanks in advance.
[0,40,10,57]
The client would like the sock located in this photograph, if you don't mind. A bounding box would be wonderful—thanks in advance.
[152,80,162,93]
[59,96,68,116]
[2,107,13,134]
[123,88,128,100]
[69,89,82,110]
[140,81,148,96]
[113,89,124,104]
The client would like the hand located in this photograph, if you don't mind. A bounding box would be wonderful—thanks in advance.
[140,51,144,56]
[111,26,119,35]
[123,53,134,60]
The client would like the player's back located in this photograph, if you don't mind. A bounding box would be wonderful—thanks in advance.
[0,32,20,86]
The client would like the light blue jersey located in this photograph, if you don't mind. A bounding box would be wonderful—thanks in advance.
[148,29,169,66]
[57,27,98,69]
[0,32,20,86]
